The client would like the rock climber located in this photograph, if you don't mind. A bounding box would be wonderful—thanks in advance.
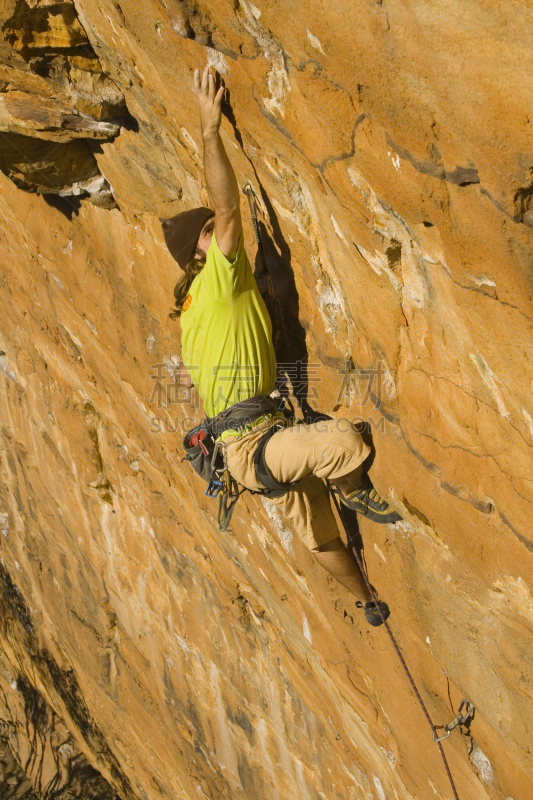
[162,67,401,626]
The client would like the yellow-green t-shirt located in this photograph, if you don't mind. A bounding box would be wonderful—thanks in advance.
[180,232,276,417]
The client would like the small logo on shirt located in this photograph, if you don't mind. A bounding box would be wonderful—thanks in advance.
[182,294,193,312]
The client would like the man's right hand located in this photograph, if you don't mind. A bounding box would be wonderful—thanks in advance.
[191,65,242,260]
[193,67,225,140]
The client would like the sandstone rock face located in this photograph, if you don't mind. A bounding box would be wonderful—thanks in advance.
[0,2,532,800]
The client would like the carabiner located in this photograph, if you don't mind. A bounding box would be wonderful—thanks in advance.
[433,700,474,742]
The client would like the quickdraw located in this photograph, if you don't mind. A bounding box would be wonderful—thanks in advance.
[433,700,475,742]
[204,438,244,531]
[217,471,242,532]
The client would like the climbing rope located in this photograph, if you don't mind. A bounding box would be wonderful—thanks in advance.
[241,178,465,799]
[330,491,462,800]
[242,182,274,299]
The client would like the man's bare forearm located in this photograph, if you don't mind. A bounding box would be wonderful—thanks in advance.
[193,67,242,256]
[203,131,240,217]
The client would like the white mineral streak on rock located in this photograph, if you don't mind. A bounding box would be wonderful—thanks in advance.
[306,28,325,53]
[388,150,401,171]
[146,333,155,352]
[255,717,294,795]
[315,277,346,330]
[84,318,98,335]
[236,0,290,117]
[208,663,240,778]
[296,574,312,597]
[175,633,190,653]
[470,353,510,418]
[372,774,387,800]
[0,512,9,537]
[0,354,17,382]
[276,165,350,343]
[181,126,199,153]
[348,164,431,309]
[493,575,533,620]
[382,363,397,400]
[331,214,348,245]
[51,272,66,292]
[469,742,494,784]
[272,198,307,236]
[302,613,312,644]
[99,505,119,583]
[263,156,281,178]
[467,274,497,288]
[106,13,125,42]
[163,354,181,379]
[206,47,229,75]
[353,242,400,291]
[393,518,419,538]
[521,408,533,439]
[276,168,315,238]
[251,522,266,547]
[294,758,316,800]
[374,543,387,562]
[61,321,82,349]
[261,497,294,556]
[340,760,366,793]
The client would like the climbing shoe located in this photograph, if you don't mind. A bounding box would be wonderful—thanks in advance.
[336,482,402,524]
[356,599,390,627]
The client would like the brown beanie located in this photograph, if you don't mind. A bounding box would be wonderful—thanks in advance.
[161,207,215,269]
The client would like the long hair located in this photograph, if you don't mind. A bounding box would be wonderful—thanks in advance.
[169,255,206,319]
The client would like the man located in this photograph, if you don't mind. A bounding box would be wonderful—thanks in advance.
[162,67,401,626]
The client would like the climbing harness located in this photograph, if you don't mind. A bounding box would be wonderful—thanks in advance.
[330,490,474,800]
[182,395,297,532]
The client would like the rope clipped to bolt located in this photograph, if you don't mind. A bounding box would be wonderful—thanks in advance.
[330,492,461,800]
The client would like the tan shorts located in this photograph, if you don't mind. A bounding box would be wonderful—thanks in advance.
[225,418,370,550]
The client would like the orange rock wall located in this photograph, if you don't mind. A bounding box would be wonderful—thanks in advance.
[0,1,532,799]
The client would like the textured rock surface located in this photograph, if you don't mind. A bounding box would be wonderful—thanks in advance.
[0,1,532,799]
[0,0,124,200]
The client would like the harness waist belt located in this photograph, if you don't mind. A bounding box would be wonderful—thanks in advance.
[209,394,281,440]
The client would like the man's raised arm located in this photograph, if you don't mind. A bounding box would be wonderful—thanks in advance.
[193,67,243,259]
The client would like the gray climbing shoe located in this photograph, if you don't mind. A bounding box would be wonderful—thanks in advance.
[337,482,402,524]
[356,599,390,627]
